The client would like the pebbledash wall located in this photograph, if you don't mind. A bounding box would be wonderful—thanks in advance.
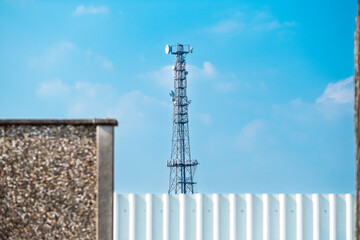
[114,193,355,240]
[0,119,117,240]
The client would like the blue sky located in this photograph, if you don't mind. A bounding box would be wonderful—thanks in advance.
[0,0,356,193]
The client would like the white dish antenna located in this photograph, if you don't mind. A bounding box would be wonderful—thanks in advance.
[165,44,172,54]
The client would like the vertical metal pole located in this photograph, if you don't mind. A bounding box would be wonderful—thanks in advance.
[355,1,360,237]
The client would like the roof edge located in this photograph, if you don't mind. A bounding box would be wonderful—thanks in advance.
[0,118,118,126]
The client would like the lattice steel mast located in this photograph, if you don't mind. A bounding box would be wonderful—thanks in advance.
[165,43,199,194]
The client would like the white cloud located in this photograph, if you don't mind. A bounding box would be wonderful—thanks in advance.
[253,20,282,31]
[207,10,296,34]
[149,65,174,89]
[36,79,168,137]
[291,98,303,106]
[208,20,245,34]
[274,77,354,121]
[237,119,265,149]
[215,81,235,92]
[67,82,115,117]
[36,79,70,97]
[29,42,113,71]
[85,50,113,70]
[284,21,297,27]
[75,81,98,97]
[73,5,108,15]
[142,61,217,90]
[189,62,236,92]
[316,76,354,104]
[188,61,217,79]
[143,61,235,93]
[197,113,212,125]
[98,56,113,69]
[29,41,75,69]
[37,79,112,102]
[105,91,168,137]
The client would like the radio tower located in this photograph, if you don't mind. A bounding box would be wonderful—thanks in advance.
[165,43,199,194]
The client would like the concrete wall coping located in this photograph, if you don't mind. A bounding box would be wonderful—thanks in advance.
[0,118,118,126]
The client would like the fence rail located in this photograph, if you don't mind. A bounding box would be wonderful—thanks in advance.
[114,193,354,240]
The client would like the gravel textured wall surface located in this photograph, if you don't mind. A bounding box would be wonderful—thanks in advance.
[0,125,97,239]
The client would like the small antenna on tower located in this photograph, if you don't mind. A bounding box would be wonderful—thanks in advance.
[165,43,199,194]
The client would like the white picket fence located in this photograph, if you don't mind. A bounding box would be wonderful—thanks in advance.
[114,193,354,240]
